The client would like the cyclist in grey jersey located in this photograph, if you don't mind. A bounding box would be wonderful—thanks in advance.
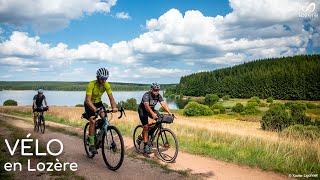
[138,83,173,154]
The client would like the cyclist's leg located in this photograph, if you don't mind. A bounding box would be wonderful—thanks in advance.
[84,102,97,153]
[138,108,150,153]
[33,105,38,126]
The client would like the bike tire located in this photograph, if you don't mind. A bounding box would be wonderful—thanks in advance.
[133,125,144,153]
[83,122,95,158]
[102,126,124,171]
[39,115,45,133]
[156,128,178,163]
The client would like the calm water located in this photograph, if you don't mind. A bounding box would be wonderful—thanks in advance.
[0,90,179,110]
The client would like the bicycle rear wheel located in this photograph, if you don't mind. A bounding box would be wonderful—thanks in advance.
[156,128,178,163]
[39,115,45,133]
[102,126,124,171]
[83,122,95,158]
[133,125,144,153]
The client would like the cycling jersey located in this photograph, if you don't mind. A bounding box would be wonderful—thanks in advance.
[86,80,112,103]
[139,91,164,110]
[33,94,46,107]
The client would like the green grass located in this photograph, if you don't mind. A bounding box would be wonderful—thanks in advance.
[3,109,320,176]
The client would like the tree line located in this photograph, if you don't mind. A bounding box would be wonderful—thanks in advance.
[173,54,320,100]
[0,81,176,91]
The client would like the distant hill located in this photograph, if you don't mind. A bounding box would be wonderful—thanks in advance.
[0,81,176,91]
[174,54,320,100]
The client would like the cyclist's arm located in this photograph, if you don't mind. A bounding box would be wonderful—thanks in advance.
[44,99,48,106]
[160,101,172,115]
[107,93,117,112]
[33,100,37,108]
[85,95,97,113]
[144,102,157,119]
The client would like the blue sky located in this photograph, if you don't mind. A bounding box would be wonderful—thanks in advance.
[0,0,319,83]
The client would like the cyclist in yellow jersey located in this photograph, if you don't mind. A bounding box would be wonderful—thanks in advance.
[84,68,118,154]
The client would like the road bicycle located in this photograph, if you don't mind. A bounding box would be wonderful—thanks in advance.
[82,106,125,171]
[34,106,48,133]
[133,113,178,163]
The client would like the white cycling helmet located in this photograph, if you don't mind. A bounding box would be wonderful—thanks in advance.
[38,89,44,94]
[96,68,109,80]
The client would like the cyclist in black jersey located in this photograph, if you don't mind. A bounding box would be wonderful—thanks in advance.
[138,83,173,154]
[32,89,48,130]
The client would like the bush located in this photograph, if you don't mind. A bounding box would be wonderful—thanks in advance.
[169,94,176,99]
[282,125,320,139]
[306,103,318,109]
[258,103,268,107]
[117,98,138,111]
[3,99,17,106]
[210,104,226,114]
[159,107,165,112]
[103,103,109,108]
[205,94,219,106]
[75,104,84,107]
[250,96,260,104]
[285,102,307,110]
[241,104,260,115]
[261,106,290,131]
[266,97,273,103]
[232,103,244,113]
[222,95,230,101]
[269,103,286,110]
[213,109,220,114]
[247,101,258,107]
[183,101,213,116]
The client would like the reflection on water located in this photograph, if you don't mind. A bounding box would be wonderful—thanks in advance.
[0,90,181,110]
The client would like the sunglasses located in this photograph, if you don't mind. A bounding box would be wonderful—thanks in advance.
[99,76,108,80]
[153,89,160,92]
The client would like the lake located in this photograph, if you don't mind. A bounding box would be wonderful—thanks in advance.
[0,90,179,110]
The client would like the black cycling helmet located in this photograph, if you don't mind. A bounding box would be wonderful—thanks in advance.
[96,68,109,80]
[150,82,160,90]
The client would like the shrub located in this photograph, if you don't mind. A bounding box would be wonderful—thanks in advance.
[232,103,244,113]
[282,125,320,139]
[222,95,230,101]
[241,104,260,115]
[258,103,268,107]
[266,97,273,103]
[269,103,286,110]
[285,102,307,110]
[250,96,260,104]
[261,106,290,131]
[159,107,165,112]
[247,101,258,107]
[75,104,84,107]
[103,103,109,108]
[210,104,226,114]
[169,94,176,99]
[117,98,138,111]
[290,109,313,126]
[306,103,318,109]
[3,99,17,106]
[205,94,219,106]
[183,101,213,116]
[213,109,220,114]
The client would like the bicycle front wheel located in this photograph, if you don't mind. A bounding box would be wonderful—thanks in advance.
[102,126,124,171]
[156,128,178,163]
[39,115,45,133]
[133,125,144,153]
[83,122,95,158]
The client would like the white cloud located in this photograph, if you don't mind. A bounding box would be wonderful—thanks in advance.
[0,0,117,32]
[115,12,131,19]
[0,0,319,82]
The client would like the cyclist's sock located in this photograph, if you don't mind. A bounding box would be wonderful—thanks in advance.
[89,136,95,145]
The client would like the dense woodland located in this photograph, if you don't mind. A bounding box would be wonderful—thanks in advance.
[174,55,320,100]
[0,81,175,91]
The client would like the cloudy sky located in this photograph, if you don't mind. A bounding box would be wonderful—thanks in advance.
[0,0,319,83]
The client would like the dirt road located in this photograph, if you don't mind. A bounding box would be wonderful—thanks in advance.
[0,113,291,180]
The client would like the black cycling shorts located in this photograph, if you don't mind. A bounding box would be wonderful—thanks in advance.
[84,101,103,118]
[138,107,158,126]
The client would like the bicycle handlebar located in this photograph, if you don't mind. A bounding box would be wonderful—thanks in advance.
[95,107,126,119]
